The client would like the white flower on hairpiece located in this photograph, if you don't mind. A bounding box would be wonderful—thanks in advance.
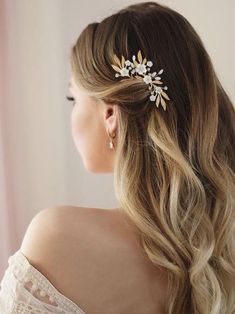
[143,75,152,84]
[120,67,130,77]
[111,50,170,111]
[135,63,147,75]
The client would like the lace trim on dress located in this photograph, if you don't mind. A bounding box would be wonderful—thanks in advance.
[0,249,86,313]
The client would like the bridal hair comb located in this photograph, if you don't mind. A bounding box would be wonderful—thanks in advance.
[111,50,170,111]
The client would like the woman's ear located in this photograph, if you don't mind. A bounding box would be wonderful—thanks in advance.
[102,103,119,135]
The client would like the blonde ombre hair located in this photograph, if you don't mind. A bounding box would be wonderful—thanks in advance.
[69,2,235,313]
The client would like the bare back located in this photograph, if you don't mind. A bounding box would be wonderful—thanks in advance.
[48,207,168,314]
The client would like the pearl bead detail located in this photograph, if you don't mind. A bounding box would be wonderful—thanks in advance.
[39,290,46,297]
[31,283,37,292]
[24,276,30,282]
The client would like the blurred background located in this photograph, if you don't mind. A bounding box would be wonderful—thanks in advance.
[0,0,234,277]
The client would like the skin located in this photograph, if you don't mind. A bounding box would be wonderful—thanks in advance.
[67,77,168,312]
[69,74,118,173]
[19,75,168,313]
[20,206,168,313]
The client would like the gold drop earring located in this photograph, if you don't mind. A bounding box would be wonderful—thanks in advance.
[107,129,116,149]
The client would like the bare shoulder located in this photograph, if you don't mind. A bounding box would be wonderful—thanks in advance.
[20,206,168,313]
[19,206,115,292]
[20,204,163,270]
[31,205,140,248]
[19,205,127,272]
[20,205,109,256]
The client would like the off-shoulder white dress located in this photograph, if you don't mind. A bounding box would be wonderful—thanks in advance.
[0,249,86,313]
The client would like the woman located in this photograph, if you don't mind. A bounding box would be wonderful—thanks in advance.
[0,1,234,313]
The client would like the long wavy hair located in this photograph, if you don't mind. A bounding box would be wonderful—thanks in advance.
[69,2,235,313]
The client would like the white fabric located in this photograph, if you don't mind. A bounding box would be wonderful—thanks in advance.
[0,249,86,313]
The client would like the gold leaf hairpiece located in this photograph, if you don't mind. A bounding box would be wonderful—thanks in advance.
[111,50,170,111]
